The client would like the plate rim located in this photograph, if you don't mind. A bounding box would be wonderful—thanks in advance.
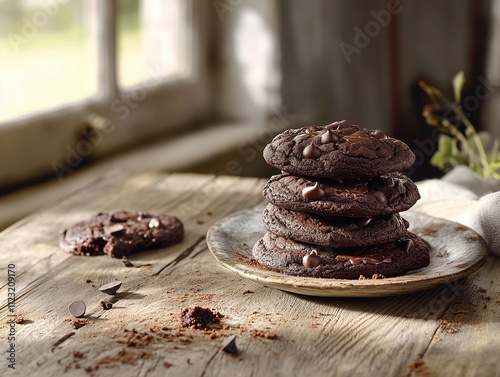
[207,206,489,297]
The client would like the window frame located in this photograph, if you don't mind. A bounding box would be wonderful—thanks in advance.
[0,0,211,189]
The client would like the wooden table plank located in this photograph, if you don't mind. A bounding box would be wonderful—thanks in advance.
[0,172,499,377]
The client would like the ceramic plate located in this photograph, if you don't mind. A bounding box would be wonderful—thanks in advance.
[207,205,488,297]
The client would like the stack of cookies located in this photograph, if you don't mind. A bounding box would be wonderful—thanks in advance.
[252,120,430,279]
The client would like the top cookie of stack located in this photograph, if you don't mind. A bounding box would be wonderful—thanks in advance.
[263,120,414,179]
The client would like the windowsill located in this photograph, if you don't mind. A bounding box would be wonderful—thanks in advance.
[0,122,264,231]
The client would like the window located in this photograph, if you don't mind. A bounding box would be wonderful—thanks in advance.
[0,0,97,122]
[117,0,190,88]
[0,0,210,189]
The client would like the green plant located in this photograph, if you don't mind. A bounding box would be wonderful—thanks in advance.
[419,71,500,180]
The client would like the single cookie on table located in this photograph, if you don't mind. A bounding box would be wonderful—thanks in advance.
[252,232,430,279]
[60,211,184,258]
[263,120,415,179]
[262,203,409,248]
[262,172,419,217]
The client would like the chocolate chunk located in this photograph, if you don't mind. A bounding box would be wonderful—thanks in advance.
[321,130,339,144]
[302,182,326,200]
[342,130,372,143]
[222,335,238,354]
[373,191,387,204]
[99,281,122,295]
[100,301,113,310]
[302,251,321,268]
[305,128,320,135]
[397,238,414,253]
[149,218,160,229]
[383,177,395,187]
[371,129,388,139]
[68,301,86,318]
[335,121,350,130]
[355,218,372,227]
[105,224,124,235]
[122,256,134,267]
[302,144,322,159]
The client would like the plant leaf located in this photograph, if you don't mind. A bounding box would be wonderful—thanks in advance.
[452,71,465,103]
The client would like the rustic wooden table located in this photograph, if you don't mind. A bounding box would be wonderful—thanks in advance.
[1,172,499,377]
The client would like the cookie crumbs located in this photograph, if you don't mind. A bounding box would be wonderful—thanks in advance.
[438,319,459,334]
[64,318,93,329]
[180,307,222,329]
[422,228,437,235]
[465,235,482,242]
[85,279,92,283]
[164,361,172,368]
[243,290,254,294]
[250,329,277,339]
[14,317,25,324]
[372,274,386,279]
[401,359,436,377]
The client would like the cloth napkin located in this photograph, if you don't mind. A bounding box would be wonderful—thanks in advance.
[409,165,500,256]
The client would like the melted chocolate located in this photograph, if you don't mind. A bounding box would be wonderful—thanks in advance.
[336,253,391,265]
[372,191,387,204]
[305,128,320,136]
[343,130,372,142]
[302,144,322,159]
[371,129,388,139]
[335,122,351,130]
[302,251,321,268]
[337,183,368,195]
[302,182,326,200]
[397,239,414,253]
[355,218,372,227]
[352,145,378,158]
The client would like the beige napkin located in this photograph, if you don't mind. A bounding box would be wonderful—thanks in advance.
[409,166,500,256]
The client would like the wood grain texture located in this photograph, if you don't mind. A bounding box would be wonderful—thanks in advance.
[0,172,499,377]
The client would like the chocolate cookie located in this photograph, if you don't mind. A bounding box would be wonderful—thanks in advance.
[262,204,409,248]
[60,211,184,258]
[262,172,419,217]
[263,121,415,179]
[252,232,430,279]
